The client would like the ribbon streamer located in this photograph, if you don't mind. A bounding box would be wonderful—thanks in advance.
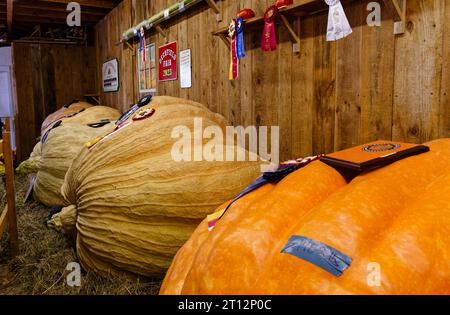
[236,17,245,59]
[325,0,352,41]
[261,5,278,51]
[228,19,239,80]
[139,27,147,63]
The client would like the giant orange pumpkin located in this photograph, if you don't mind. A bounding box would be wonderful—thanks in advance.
[161,139,450,295]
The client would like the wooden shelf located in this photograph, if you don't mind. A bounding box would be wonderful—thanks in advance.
[212,0,345,36]
[212,0,407,50]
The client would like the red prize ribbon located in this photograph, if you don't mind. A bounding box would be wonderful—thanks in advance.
[228,19,239,80]
[261,5,278,51]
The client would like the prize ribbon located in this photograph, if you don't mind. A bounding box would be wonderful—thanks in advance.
[236,16,245,59]
[139,27,147,63]
[325,0,352,41]
[228,19,239,80]
[261,5,278,51]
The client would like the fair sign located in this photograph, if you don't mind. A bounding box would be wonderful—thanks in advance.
[158,41,178,82]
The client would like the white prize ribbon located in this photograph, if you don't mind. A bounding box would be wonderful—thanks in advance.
[325,0,352,41]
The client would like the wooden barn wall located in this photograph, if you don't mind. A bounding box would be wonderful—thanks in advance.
[95,0,450,160]
[13,42,97,162]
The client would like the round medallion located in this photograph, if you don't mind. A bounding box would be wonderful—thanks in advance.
[363,143,401,153]
[132,108,155,121]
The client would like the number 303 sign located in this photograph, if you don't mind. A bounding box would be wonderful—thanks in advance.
[158,41,178,82]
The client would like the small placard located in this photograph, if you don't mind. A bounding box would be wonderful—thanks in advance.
[180,49,191,89]
[102,58,119,92]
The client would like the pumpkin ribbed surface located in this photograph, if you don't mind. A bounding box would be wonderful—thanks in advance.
[34,122,117,206]
[60,96,262,277]
[41,101,92,133]
[160,139,450,295]
[18,105,120,175]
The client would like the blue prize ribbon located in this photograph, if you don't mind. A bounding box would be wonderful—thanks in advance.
[281,236,352,277]
[236,17,245,59]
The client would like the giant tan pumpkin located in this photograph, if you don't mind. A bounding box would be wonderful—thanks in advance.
[17,105,120,174]
[41,101,92,133]
[34,121,117,206]
[160,139,450,295]
[58,96,262,277]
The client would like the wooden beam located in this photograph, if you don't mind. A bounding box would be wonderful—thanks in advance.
[155,24,168,41]
[6,0,12,32]
[39,0,117,9]
[15,3,108,16]
[13,14,98,25]
[279,14,301,53]
[205,0,221,21]
[382,0,406,34]
[14,9,101,23]
[218,33,230,49]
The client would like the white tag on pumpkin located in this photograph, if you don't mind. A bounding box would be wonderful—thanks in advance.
[325,0,352,41]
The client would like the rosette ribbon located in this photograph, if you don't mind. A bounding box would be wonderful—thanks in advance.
[236,16,245,59]
[261,5,278,51]
[228,19,239,80]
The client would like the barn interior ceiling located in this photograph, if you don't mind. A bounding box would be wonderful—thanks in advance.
[0,0,122,42]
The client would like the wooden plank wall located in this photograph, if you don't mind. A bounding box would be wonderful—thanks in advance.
[13,42,97,162]
[95,0,450,160]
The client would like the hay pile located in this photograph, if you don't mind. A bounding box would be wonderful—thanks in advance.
[0,173,161,295]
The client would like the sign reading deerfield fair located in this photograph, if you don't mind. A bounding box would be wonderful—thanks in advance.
[102,58,119,92]
[158,41,178,82]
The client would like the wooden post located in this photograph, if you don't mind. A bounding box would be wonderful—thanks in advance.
[3,118,19,257]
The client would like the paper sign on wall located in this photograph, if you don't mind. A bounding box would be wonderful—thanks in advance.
[180,49,191,89]
[102,58,119,92]
[158,41,178,82]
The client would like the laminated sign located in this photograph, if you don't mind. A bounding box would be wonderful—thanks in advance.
[102,59,119,92]
[158,41,178,82]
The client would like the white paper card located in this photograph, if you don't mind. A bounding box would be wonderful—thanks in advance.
[180,49,192,89]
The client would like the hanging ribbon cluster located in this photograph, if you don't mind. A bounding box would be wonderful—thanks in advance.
[227,8,255,81]
[325,0,352,41]
[138,27,147,64]
[261,5,278,51]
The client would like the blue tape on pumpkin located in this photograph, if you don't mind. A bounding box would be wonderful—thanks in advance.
[281,236,352,277]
